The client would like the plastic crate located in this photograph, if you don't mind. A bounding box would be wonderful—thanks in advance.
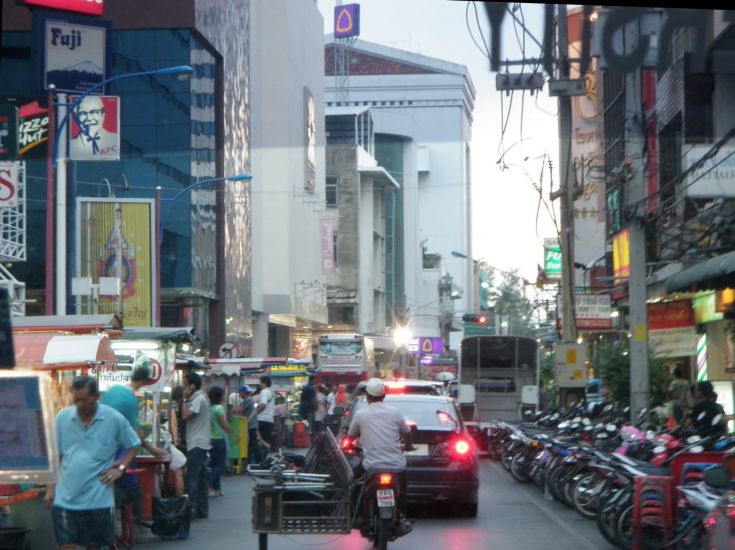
[632,476,674,550]
[670,452,725,487]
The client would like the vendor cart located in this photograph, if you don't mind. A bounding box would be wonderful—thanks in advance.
[249,430,355,550]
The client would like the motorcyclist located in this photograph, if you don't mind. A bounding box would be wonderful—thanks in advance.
[681,381,726,438]
[348,378,413,526]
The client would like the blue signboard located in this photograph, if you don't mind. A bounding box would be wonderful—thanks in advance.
[334,4,360,38]
[34,14,112,94]
[408,337,444,356]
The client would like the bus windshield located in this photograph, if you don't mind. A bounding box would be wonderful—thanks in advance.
[320,340,363,356]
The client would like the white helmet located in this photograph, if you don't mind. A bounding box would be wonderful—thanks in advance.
[365,378,385,397]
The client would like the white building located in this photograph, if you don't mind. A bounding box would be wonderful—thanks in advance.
[325,39,476,344]
[249,0,328,358]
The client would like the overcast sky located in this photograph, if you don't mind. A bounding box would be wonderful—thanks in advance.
[316,0,561,282]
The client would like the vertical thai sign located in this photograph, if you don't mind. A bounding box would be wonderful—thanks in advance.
[612,228,630,282]
[568,9,606,279]
[77,198,156,327]
[543,238,562,280]
[320,218,336,275]
[38,15,112,94]
[304,87,316,192]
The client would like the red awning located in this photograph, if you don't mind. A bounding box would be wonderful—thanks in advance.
[13,333,117,371]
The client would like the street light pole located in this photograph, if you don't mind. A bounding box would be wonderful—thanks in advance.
[49,65,193,315]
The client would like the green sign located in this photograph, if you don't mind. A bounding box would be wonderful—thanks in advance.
[0,105,19,159]
[544,238,562,280]
[694,292,724,324]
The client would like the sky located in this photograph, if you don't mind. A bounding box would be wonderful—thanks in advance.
[316,0,561,282]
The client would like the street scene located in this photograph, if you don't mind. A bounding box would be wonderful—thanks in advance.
[1,1,735,549]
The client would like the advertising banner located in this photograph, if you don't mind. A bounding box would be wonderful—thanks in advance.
[320,218,336,275]
[408,337,444,356]
[334,4,360,38]
[0,98,50,159]
[557,293,613,330]
[543,238,562,280]
[39,15,112,94]
[77,199,156,327]
[25,0,105,16]
[68,95,120,160]
[647,300,694,331]
[304,87,316,192]
[0,162,20,208]
[649,327,697,358]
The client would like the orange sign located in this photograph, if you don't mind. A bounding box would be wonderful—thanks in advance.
[612,228,630,280]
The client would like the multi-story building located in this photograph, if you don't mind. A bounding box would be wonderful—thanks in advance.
[325,39,475,349]
[0,0,252,354]
[249,0,328,359]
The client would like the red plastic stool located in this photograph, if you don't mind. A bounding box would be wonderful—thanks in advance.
[632,475,674,550]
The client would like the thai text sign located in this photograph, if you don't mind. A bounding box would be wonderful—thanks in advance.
[682,145,735,198]
[649,327,697,358]
[557,294,613,330]
[544,238,562,280]
[648,300,694,330]
[320,218,336,275]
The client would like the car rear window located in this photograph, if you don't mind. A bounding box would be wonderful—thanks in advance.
[385,398,459,428]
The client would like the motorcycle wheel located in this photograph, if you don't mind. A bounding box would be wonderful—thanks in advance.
[562,471,578,508]
[615,504,634,549]
[501,448,514,471]
[598,502,622,547]
[572,474,602,520]
[547,466,569,504]
[510,454,531,483]
[374,518,389,550]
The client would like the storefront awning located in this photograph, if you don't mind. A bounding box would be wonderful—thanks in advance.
[665,250,735,293]
[11,314,123,336]
[13,333,117,370]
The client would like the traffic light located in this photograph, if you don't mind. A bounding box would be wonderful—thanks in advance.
[462,314,488,325]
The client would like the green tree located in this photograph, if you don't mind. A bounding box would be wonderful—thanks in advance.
[593,343,670,408]
[480,266,535,337]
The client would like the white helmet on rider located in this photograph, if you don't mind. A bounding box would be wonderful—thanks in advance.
[365,378,385,397]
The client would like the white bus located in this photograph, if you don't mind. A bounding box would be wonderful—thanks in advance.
[315,333,376,390]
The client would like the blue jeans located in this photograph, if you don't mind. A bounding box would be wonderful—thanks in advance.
[210,439,227,491]
[185,447,209,517]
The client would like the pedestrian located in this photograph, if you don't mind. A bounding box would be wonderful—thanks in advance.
[255,375,275,452]
[101,363,167,508]
[181,372,212,519]
[299,375,318,431]
[207,386,233,498]
[45,375,140,550]
[682,381,726,437]
[228,387,243,417]
[314,385,327,433]
[668,368,691,423]
[170,385,187,454]
[239,385,261,464]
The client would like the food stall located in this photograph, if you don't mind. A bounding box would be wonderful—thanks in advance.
[7,315,121,549]
[109,327,198,522]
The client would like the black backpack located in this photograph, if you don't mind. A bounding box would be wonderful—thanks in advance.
[152,496,192,540]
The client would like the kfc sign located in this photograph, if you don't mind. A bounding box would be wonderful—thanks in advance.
[25,0,104,16]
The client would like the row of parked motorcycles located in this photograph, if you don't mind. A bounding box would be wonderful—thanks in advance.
[486,402,735,549]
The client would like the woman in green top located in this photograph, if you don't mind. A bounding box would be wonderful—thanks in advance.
[207,386,232,497]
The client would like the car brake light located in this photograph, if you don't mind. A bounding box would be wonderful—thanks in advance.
[386,382,406,393]
[341,436,355,451]
[379,474,393,486]
[454,438,471,456]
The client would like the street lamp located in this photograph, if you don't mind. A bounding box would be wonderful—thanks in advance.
[156,173,252,326]
[48,65,194,315]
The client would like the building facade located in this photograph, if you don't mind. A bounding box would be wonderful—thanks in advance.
[325,39,476,348]
[0,0,251,355]
[249,0,328,359]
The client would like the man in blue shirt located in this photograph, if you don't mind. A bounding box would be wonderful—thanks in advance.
[45,375,140,550]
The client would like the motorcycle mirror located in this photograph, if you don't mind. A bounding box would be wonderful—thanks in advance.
[606,424,616,432]
[698,411,707,421]
[653,446,667,454]
[573,416,582,423]
[638,408,648,418]
[570,423,581,430]
[713,414,723,425]
[558,421,570,429]
[597,432,608,439]
[690,445,705,453]
[703,466,731,489]
[583,418,591,426]
[595,423,604,430]
[686,435,702,444]
[551,414,560,421]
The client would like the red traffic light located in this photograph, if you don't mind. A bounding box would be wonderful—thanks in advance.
[462,314,488,325]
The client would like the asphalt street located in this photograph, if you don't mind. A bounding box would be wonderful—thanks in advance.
[149,457,614,550]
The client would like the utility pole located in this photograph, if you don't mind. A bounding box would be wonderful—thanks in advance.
[624,21,649,417]
[552,4,578,344]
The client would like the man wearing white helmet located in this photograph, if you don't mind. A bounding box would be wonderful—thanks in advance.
[348,378,412,518]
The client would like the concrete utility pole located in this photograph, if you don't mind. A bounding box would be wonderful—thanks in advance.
[553,4,578,344]
[624,21,649,417]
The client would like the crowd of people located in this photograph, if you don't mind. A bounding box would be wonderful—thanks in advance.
[45,368,353,548]
[659,370,727,437]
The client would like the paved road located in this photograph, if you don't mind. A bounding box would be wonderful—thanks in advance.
[152,459,614,549]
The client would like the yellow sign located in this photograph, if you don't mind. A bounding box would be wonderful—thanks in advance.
[565,348,577,364]
[612,229,630,281]
[78,200,155,327]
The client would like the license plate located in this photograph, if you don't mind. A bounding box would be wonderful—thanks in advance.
[377,489,395,508]
[404,444,429,456]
